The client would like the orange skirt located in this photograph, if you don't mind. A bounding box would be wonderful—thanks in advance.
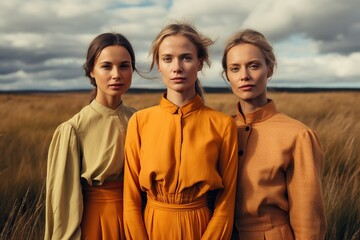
[81,180,125,240]
[144,195,211,240]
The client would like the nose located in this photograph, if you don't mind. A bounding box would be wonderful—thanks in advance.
[240,68,250,81]
[112,67,122,80]
[172,59,182,73]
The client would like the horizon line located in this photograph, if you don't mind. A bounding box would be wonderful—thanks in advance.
[1,86,360,94]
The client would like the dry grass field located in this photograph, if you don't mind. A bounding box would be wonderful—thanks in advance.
[0,90,359,239]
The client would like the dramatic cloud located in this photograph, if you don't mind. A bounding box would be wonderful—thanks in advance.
[0,0,359,91]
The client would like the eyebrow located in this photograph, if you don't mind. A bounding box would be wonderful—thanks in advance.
[99,60,131,64]
[228,60,261,65]
[160,52,194,57]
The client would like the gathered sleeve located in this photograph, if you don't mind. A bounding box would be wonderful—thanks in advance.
[44,123,83,240]
[202,117,238,240]
[123,114,148,240]
[286,128,327,239]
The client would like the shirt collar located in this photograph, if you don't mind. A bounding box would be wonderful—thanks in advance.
[160,93,204,115]
[90,99,124,116]
[235,99,278,124]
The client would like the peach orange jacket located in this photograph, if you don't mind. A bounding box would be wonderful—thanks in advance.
[233,99,326,240]
[45,100,135,240]
[124,94,238,240]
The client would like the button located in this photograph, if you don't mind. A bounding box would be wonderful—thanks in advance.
[245,126,250,131]
[238,150,244,156]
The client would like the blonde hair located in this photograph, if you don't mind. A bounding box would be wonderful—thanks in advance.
[149,22,214,99]
[222,29,277,79]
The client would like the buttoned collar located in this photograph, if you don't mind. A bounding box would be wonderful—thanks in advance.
[160,93,204,115]
[235,99,278,124]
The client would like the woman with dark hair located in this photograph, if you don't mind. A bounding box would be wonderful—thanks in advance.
[45,32,137,240]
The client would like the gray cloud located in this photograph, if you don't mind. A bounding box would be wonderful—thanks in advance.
[0,0,360,91]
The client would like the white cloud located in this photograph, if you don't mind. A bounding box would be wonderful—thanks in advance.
[2,33,45,48]
[0,0,360,91]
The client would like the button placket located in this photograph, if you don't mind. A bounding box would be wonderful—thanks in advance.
[238,125,251,157]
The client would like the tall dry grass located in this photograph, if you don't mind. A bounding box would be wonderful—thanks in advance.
[0,90,359,239]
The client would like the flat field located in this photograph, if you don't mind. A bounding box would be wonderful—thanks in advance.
[0,90,359,239]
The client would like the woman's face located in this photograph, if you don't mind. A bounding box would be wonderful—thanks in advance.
[157,34,202,98]
[226,43,270,107]
[90,45,132,107]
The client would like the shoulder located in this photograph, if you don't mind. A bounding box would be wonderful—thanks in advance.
[128,105,160,124]
[53,118,79,137]
[68,105,93,126]
[200,106,237,133]
[272,112,321,145]
[275,112,311,132]
[53,104,92,134]
[202,105,234,122]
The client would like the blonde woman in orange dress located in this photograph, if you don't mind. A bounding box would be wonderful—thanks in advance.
[222,29,327,240]
[123,22,238,240]
[45,33,137,240]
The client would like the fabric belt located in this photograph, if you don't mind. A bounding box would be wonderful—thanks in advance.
[82,180,123,202]
[236,212,289,232]
[146,195,208,212]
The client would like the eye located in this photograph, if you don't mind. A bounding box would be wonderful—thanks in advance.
[249,63,260,70]
[229,66,239,73]
[162,56,172,63]
[119,63,131,69]
[101,64,112,70]
[182,56,192,62]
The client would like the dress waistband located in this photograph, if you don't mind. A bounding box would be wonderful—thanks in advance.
[236,212,289,232]
[83,180,123,202]
[146,195,208,212]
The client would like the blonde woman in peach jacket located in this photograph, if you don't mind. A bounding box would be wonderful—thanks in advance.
[222,29,326,240]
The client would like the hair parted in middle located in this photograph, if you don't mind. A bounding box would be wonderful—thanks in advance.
[149,22,214,99]
[221,29,277,80]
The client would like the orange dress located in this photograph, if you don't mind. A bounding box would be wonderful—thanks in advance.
[45,100,135,240]
[233,100,326,240]
[124,94,238,240]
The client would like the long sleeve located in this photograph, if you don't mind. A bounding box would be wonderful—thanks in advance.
[123,113,148,240]
[202,117,238,240]
[287,128,327,239]
[44,123,83,240]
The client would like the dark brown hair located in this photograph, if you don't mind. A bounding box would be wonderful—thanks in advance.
[83,33,136,99]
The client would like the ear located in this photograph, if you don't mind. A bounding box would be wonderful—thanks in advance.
[267,66,273,79]
[198,59,204,71]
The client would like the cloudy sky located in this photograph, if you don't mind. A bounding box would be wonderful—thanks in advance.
[1,0,360,91]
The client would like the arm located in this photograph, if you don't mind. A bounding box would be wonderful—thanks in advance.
[123,114,148,240]
[202,118,238,240]
[287,129,327,240]
[44,123,83,240]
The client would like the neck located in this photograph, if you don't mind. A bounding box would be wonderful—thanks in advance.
[166,88,196,107]
[239,97,268,114]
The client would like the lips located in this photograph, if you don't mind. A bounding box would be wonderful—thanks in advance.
[108,83,124,89]
[239,84,255,90]
[170,77,186,82]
